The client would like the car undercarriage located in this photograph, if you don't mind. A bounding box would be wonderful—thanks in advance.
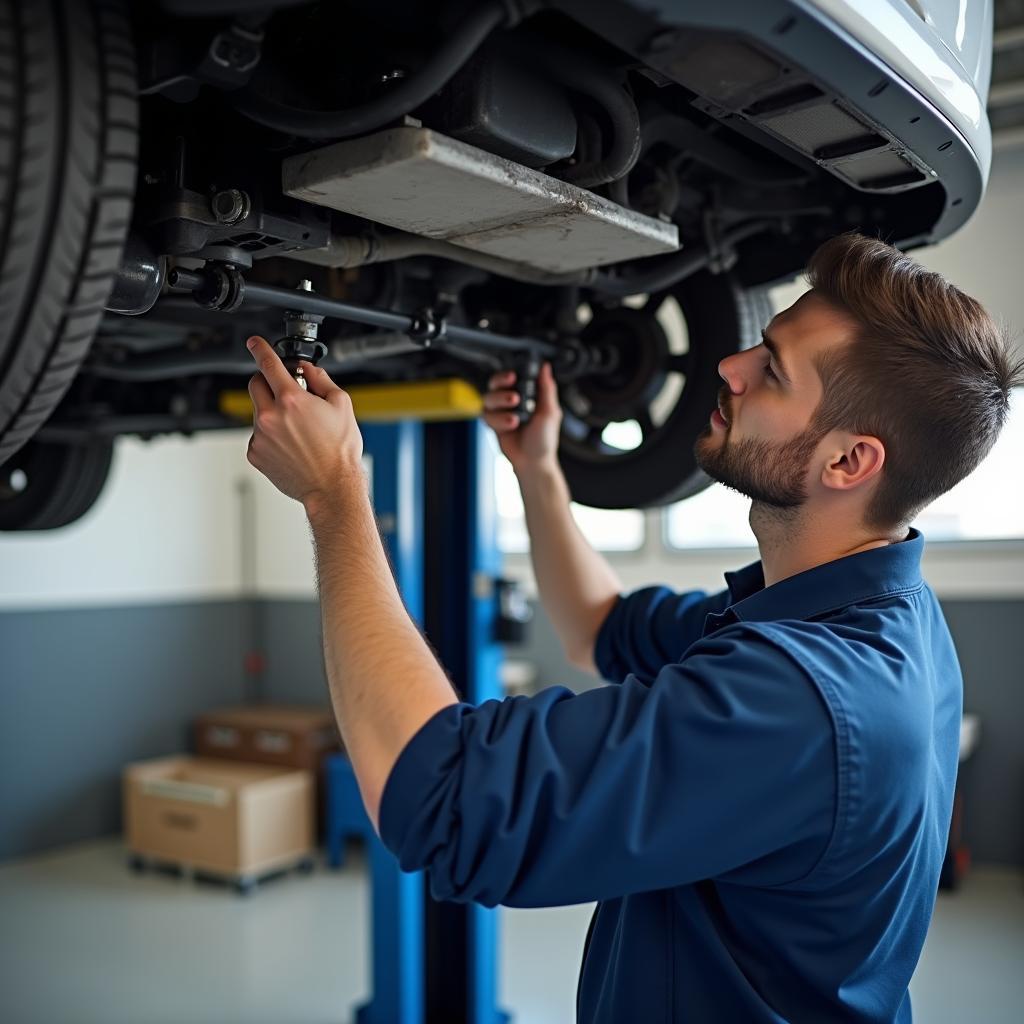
[0,0,987,527]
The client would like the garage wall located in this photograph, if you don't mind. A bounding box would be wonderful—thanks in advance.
[0,600,251,862]
[0,430,252,610]
[0,432,257,862]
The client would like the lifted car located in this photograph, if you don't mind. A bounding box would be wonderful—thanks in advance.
[0,0,994,528]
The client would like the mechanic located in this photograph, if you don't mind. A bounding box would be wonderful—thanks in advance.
[243,231,1023,1023]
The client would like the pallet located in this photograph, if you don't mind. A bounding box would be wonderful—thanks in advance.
[126,851,317,896]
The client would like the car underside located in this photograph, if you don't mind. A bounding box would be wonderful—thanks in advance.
[0,0,988,528]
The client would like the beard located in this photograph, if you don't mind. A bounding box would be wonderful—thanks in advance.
[693,411,825,511]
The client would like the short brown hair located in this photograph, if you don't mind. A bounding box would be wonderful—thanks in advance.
[806,231,1024,533]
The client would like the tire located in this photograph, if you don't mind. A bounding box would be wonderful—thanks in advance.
[558,271,771,509]
[0,437,114,529]
[0,0,137,467]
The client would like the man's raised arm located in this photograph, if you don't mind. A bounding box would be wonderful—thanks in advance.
[483,364,621,674]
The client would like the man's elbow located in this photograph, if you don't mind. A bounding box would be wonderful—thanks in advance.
[565,644,598,676]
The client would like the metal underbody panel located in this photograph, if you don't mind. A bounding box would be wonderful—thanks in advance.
[282,126,679,274]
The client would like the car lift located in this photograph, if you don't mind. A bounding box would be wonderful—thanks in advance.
[333,417,512,1024]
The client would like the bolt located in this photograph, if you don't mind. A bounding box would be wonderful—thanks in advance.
[210,188,250,225]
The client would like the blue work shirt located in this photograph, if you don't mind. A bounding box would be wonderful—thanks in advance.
[379,527,962,1022]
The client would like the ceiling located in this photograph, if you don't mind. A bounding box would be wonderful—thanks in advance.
[991,0,1024,148]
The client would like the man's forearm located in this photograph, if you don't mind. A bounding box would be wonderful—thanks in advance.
[305,483,458,832]
[517,461,621,671]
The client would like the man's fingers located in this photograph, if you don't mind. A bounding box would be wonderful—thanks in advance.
[488,370,516,390]
[246,336,297,397]
[248,372,274,412]
[483,411,521,432]
[302,363,345,402]
[483,390,521,412]
[535,361,560,414]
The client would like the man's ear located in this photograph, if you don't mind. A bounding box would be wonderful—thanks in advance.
[820,435,885,492]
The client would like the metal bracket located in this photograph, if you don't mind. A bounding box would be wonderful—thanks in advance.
[193,261,246,312]
[407,308,448,347]
[701,209,739,275]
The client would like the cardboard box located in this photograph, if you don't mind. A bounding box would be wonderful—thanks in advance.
[194,704,341,772]
[123,755,313,878]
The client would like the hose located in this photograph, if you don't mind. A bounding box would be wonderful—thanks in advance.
[531,42,641,188]
[292,230,595,287]
[292,221,771,296]
[588,221,772,296]
[232,1,509,139]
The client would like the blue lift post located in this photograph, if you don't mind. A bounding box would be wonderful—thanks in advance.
[350,419,510,1024]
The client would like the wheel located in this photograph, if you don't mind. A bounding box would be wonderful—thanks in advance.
[0,0,138,467]
[557,271,771,509]
[0,437,114,530]
[127,854,145,873]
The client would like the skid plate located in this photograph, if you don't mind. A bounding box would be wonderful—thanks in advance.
[282,126,678,274]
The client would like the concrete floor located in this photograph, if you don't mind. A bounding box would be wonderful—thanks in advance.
[0,838,1020,1024]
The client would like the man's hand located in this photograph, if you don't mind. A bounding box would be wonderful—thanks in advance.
[245,335,364,507]
[482,361,562,475]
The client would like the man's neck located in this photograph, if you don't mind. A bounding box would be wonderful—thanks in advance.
[750,502,902,588]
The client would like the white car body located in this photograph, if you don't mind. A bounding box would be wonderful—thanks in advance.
[809,0,993,180]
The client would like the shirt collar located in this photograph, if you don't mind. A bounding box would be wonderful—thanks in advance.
[707,527,925,631]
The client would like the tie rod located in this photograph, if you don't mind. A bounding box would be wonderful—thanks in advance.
[166,261,614,422]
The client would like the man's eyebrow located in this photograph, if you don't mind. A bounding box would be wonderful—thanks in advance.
[760,328,794,385]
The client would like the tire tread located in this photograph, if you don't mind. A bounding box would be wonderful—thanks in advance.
[0,0,137,471]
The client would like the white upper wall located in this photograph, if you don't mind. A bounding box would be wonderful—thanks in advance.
[0,431,252,609]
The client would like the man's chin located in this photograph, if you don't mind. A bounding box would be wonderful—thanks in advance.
[693,431,720,468]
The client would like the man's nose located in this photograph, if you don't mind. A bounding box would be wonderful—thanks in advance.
[717,350,747,394]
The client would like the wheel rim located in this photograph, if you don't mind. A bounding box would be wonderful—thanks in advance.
[559,289,694,463]
[556,271,768,509]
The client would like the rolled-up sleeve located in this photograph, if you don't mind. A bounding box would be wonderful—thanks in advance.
[593,585,733,682]
[379,624,836,909]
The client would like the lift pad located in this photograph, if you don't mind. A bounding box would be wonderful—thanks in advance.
[220,378,483,423]
[282,125,679,273]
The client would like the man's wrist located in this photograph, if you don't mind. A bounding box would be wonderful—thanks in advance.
[303,468,369,527]
[515,458,569,502]
[514,456,562,484]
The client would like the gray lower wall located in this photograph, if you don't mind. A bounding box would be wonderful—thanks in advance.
[0,600,253,863]
[1,596,1021,868]
[940,601,1024,868]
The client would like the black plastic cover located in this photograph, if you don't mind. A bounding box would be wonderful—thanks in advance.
[431,52,578,169]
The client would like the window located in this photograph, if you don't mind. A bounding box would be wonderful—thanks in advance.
[666,387,1024,548]
[664,480,756,550]
[912,386,1024,542]
[491,437,645,554]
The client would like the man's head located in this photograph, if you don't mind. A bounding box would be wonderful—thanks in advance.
[694,231,1024,535]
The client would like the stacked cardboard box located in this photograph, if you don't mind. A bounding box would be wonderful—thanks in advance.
[123,755,314,888]
[193,704,342,840]
[194,704,341,770]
